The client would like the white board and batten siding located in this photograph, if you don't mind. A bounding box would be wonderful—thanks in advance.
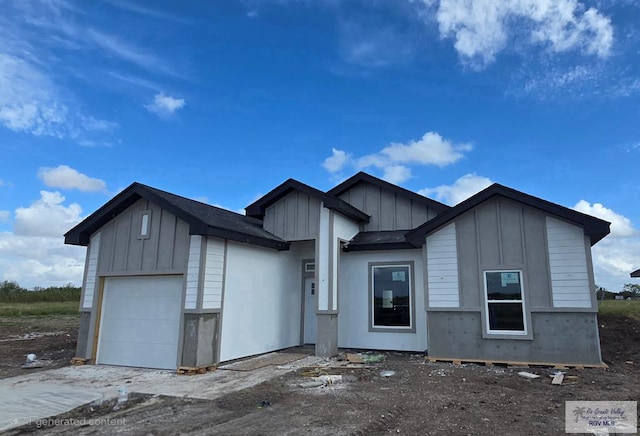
[202,238,225,309]
[546,217,592,308]
[184,235,202,310]
[82,233,101,309]
[426,223,460,308]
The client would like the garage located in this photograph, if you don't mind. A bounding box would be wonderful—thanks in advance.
[96,275,183,370]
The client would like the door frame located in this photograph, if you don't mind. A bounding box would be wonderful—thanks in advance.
[300,259,315,345]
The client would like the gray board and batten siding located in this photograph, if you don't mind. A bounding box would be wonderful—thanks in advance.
[424,196,604,365]
[262,190,322,241]
[95,198,191,276]
[329,173,449,232]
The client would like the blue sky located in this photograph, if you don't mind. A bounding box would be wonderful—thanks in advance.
[0,0,638,291]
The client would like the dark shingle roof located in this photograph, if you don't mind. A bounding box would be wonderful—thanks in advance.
[405,183,610,247]
[344,231,415,251]
[245,178,370,223]
[631,269,640,278]
[65,182,289,250]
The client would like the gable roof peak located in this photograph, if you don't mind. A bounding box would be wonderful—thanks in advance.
[245,177,370,223]
[327,171,450,212]
[405,182,610,247]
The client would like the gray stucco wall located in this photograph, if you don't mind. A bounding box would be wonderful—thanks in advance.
[263,191,321,241]
[427,311,602,364]
[182,313,219,366]
[75,311,92,359]
[426,197,602,364]
[337,182,438,231]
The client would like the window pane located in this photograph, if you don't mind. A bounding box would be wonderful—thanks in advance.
[485,271,522,300]
[373,266,410,327]
[488,303,524,331]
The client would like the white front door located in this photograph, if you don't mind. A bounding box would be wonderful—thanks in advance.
[303,277,316,344]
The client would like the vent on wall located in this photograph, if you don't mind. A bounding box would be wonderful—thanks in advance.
[305,262,315,273]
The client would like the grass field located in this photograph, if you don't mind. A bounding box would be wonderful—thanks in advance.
[598,299,640,319]
[0,301,79,317]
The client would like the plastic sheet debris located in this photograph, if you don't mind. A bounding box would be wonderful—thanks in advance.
[517,371,540,379]
[21,353,44,369]
[317,374,342,385]
[379,370,395,378]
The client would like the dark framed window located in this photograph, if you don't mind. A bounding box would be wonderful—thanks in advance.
[483,270,526,335]
[370,263,413,331]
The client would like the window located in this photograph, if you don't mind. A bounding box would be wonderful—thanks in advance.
[138,211,151,239]
[484,271,526,335]
[369,263,414,331]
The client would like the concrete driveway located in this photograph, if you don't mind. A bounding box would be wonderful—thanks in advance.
[0,352,321,432]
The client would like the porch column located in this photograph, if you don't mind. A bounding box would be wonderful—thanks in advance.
[315,204,338,357]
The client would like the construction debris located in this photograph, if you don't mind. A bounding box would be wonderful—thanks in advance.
[21,353,44,369]
[551,372,565,385]
[346,353,385,364]
[517,371,540,379]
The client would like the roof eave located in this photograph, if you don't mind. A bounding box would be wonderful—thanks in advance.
[199,226,290,251]
[344,242,416,252]
[405,185,611,246]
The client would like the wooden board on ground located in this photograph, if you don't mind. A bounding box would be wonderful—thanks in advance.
[177,365,217,375]
[551,373,565,385]
[218,352,309,372]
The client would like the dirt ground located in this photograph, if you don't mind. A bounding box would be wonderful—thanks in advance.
[1,313,638,435]
[0,316,78,379]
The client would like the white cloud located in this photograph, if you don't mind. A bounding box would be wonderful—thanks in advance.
[323,132,473,184]
[14,191,83,237]
[378,132,473,167]
[571,200,638,292]
[323,148,351,173]
[573,200,636,238]
[419,173,493,205]
[0,53,69,137]
[0,2,117,142]
[38,165,107,192]
[382,165,413,185]
[86,29,179,77]
[145,93,186,118]
[0,190,86,288]
[418,0,613,68]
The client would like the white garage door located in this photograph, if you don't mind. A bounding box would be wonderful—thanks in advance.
[97,275,183,370]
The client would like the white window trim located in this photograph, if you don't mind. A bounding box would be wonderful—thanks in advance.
[369,263,415,332]
[483,270,528,336]
[138,210,152,240]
